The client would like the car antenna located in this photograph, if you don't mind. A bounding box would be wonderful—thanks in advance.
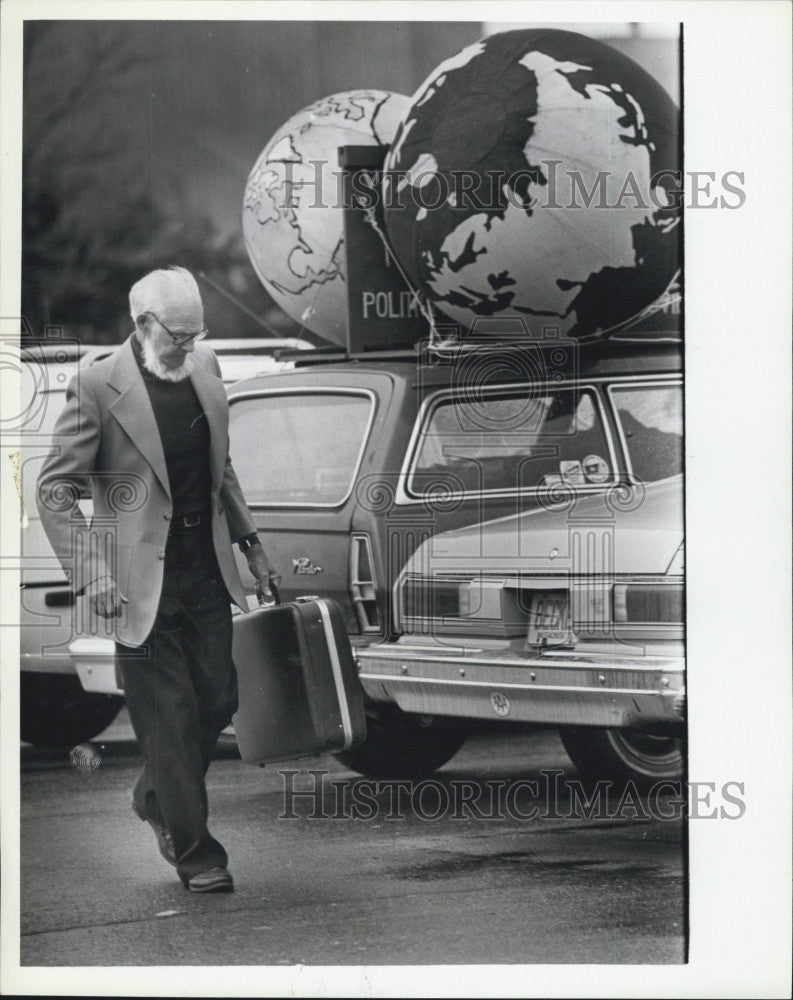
[197,270,285,339]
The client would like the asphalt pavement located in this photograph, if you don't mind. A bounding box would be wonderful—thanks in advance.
[20,717,686,967]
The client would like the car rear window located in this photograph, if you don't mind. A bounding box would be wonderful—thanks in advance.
[611,383,683,483]
[409,387,614,495]
[229,391,374,505]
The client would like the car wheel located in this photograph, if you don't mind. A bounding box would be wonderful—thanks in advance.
[20,674,124,747]
[558,724,684,791]
[335,705,468,779]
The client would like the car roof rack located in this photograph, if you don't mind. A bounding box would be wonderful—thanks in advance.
[287,344,423,366]
[283,329,681,368]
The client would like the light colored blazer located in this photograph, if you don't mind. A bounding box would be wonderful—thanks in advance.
[36,336,257,647]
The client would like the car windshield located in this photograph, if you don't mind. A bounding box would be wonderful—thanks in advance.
[611,384,683,483]
[410,387,613,494]
[228,391,373,505]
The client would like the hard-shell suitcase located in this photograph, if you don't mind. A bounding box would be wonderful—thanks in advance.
[231,589,367,763]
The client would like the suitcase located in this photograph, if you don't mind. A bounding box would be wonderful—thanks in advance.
[231,588,367,763]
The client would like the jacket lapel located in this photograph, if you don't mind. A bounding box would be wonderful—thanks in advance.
[188,359,226,490]
[106,338,227,497]
[107,338,171,499]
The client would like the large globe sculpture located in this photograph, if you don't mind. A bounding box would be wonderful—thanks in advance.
[243,90,409,344]
[383,30,680,341]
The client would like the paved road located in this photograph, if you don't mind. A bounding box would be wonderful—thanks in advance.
[20,718,686,967]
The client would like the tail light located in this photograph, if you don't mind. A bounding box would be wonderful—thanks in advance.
[402,578,465,619]
[613,582,684,624]
[350,534,381,632]
[396,573,684,640]
[400,575,529,636]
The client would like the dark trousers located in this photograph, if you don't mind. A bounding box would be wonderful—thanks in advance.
[117,522,238,884]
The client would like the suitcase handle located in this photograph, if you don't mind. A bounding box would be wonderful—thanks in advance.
[256,579,281,606]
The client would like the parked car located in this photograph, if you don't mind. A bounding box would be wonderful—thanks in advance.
[28,330,684,785]
[19,336,313,745]
[219,334,684,785]
[357,474,684,788]
[18,347,123,746]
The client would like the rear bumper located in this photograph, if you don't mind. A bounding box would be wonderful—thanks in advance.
[356,640,685,728]
[69,638,123,695]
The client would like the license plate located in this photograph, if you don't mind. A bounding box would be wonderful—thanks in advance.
[526,592,576,648]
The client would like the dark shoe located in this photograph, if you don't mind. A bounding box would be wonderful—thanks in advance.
[185,867,234,894]
[133,803,176,866]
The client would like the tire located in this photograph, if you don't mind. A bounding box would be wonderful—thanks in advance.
[558,724,684,791]
[21,673,124,747]
[335,705,468,779]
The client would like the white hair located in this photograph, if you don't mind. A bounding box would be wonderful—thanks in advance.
[129,266,202,322]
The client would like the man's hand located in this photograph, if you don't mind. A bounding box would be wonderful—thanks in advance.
[244,543,281,604]
[85,575,129,619]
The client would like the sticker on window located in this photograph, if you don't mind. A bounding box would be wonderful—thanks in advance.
[583,454,610,484]
[560,460,585,485]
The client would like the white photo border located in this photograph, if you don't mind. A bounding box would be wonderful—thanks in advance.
[1,1,791,997]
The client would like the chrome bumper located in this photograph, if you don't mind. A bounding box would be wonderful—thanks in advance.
[356,640,685,728]
[69,638,123,695]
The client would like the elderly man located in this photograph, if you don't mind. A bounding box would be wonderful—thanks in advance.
[37,266,278,893]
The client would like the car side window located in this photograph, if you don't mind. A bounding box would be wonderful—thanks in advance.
[228,391,374,505]
[409,387,614,495]
[611,383,683,484]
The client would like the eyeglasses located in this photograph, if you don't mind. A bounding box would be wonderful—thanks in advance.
[146,311,208,347]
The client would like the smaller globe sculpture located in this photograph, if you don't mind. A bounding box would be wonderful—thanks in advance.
[243,90,409,344]
[383,29,680,341]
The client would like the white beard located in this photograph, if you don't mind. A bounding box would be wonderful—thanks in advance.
[141,338,194,382]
